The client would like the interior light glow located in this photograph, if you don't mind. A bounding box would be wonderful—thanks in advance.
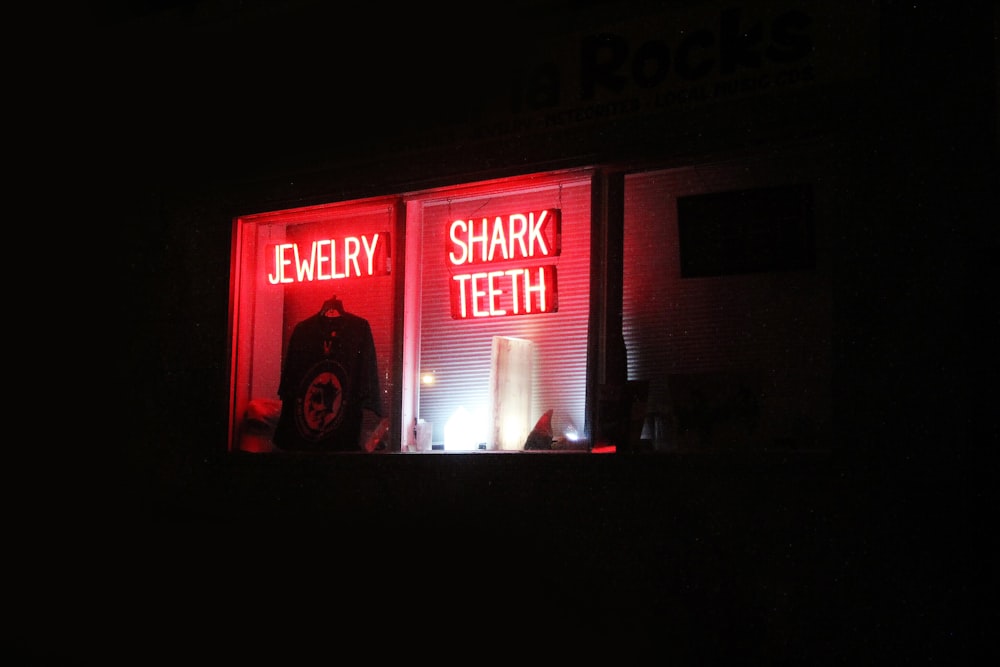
[502,414,528,447]
[421,371,436,386]
[444,405,489,451]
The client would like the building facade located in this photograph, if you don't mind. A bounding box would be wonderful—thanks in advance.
[92,1,995,656]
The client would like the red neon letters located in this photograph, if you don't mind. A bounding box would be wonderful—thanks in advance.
[267,233,390,284]
[448,209,560,319]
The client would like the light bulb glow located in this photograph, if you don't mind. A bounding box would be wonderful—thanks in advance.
[444,405,489,451]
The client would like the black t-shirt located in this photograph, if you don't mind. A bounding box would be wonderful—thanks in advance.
[274,310,383,451]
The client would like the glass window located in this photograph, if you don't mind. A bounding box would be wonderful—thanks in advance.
[229,198,400,453]
[622,154,833,452]
[402,171,594,452]
[228,169,595,455]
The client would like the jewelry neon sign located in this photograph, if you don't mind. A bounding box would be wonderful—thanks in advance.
[267,233,390,284]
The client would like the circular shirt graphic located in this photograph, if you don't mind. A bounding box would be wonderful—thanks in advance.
[293,359,349,442]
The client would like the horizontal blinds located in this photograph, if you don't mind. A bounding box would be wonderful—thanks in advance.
[416,177,592,446]
[623,154,834,449]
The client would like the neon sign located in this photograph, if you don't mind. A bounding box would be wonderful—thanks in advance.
[267,233,390,284]
[447,209,560,319]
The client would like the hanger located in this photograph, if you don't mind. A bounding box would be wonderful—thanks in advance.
[320,294,344,317]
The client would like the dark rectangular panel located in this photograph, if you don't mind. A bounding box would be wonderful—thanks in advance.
[677,184,815,277]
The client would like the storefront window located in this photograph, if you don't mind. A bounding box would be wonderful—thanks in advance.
[229,169,595,454]
[622,153,833,452]
[228,198,400,453]
[402,170,594,452]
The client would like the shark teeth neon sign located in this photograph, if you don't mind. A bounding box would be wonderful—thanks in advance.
[447,209,561,319]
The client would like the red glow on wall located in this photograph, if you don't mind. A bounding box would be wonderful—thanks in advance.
[267,232,390,284]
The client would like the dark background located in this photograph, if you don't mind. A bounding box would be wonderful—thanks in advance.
[18,1,995,661]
